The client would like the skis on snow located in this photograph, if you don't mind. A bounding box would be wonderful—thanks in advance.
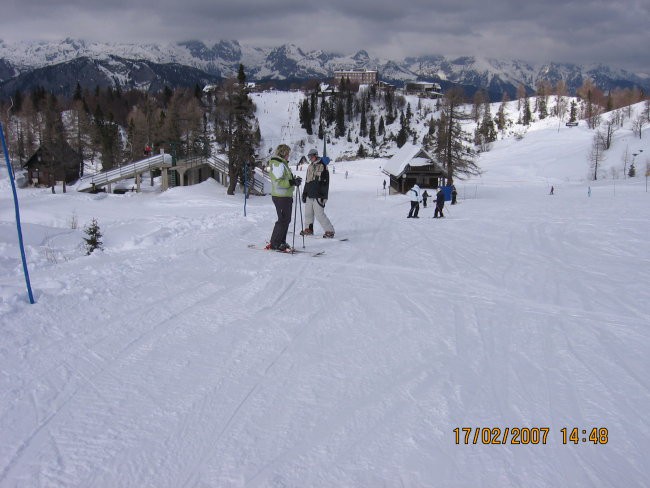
[247,244,325,257]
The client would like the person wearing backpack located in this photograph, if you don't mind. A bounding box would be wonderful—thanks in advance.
[301,149,335,238]
[267,144,301,251]
[407,184,422,218]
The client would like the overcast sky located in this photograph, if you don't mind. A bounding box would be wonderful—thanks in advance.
[2,0,649,72]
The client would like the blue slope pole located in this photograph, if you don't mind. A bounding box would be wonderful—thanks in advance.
[0,122,35,304]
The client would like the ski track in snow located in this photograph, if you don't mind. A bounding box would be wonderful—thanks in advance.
[1,103,650,486]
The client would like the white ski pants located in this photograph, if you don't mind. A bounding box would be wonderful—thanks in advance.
[304,197,334,233]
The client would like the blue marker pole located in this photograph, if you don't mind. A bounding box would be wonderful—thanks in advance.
[0,122,35,304]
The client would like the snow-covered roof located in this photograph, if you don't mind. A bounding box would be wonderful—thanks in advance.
[382,143,438,176]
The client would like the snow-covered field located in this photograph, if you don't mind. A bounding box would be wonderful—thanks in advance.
[1,97,649,487]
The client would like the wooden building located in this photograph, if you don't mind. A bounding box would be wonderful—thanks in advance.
[382,143,446,194]
[404,81,443,98]
[23,142,83,186]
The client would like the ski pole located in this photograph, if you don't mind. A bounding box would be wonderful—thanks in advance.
[298,185,305,248]
[291,184,299,252]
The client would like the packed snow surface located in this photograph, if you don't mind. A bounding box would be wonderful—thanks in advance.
[0,97,649,487]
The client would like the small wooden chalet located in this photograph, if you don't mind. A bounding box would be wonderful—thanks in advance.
[23,142,83,186]
[404,81,443,98]
[382,143,446,194]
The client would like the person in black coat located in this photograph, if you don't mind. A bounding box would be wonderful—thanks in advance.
[434,187,445,218]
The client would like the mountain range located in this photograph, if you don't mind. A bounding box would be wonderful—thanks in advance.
[1,38,648,100]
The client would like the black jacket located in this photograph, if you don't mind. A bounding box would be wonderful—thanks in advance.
[303,161,330,200]
[436,190,445,205]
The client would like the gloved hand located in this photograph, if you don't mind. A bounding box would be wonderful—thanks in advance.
[291,176,302,186]
[302,194,307,203]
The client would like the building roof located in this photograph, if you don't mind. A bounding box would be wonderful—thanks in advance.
[382,143,441,177]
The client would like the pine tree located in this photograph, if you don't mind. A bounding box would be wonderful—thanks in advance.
[212,65,260,195]
[369,115,377,148]
[359,104,367,138]
[436,87,480,183]
[496,100,507,132]
[299,98,312,134]
[335,98,346,137]
[396,111,409,148]
[83,218,103,255]
[569,100,578,123]
[628,162,636,178]
[522,98,532,126]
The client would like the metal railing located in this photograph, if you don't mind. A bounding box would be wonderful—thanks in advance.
[77,154,173,192]
[76,152,269,194]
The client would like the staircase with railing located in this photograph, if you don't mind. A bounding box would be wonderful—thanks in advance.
[76,154,173,192]
[75,153,269,195]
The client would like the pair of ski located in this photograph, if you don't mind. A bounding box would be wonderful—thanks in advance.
[247,244,325,257]
[248,237,347,257]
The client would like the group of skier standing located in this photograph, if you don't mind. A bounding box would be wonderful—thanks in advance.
[265,143,459,252]
[266,144,335,251]
[407,184,455,219]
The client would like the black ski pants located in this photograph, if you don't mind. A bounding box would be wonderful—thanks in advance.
[270,196,293,247]
[408,201,420,218]
[434,203,444,218]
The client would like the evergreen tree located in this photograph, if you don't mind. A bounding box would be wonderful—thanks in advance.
[83,218,104,255]
[569,100,578,123]
[396,111,409,148]
[475,101,497,150]
[522,98,532,126]
[628,162,636,177]
[369,115,377,148]
[496,100,507,132]
[335,98,346,137]
[378,115,385,136]
[359,104,367,138]
[310,92,317,123]
[436,87,480,183]
[299,98,313,134]
[227,65,259,194]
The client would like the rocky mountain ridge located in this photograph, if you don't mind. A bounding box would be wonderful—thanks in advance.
[1,38,648,99]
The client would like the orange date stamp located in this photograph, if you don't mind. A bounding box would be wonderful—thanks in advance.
[453,427,608,445]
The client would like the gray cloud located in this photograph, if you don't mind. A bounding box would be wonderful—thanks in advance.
[2,0,648,71]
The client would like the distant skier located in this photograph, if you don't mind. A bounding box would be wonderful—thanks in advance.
[383,179,387,190]
[422,190,429,208]
[550,185,554,195]
[267,144,301,251]
[434,187,445,218]
[407,184,422,218]
[301,149,335,238]
[451,184,457,205]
